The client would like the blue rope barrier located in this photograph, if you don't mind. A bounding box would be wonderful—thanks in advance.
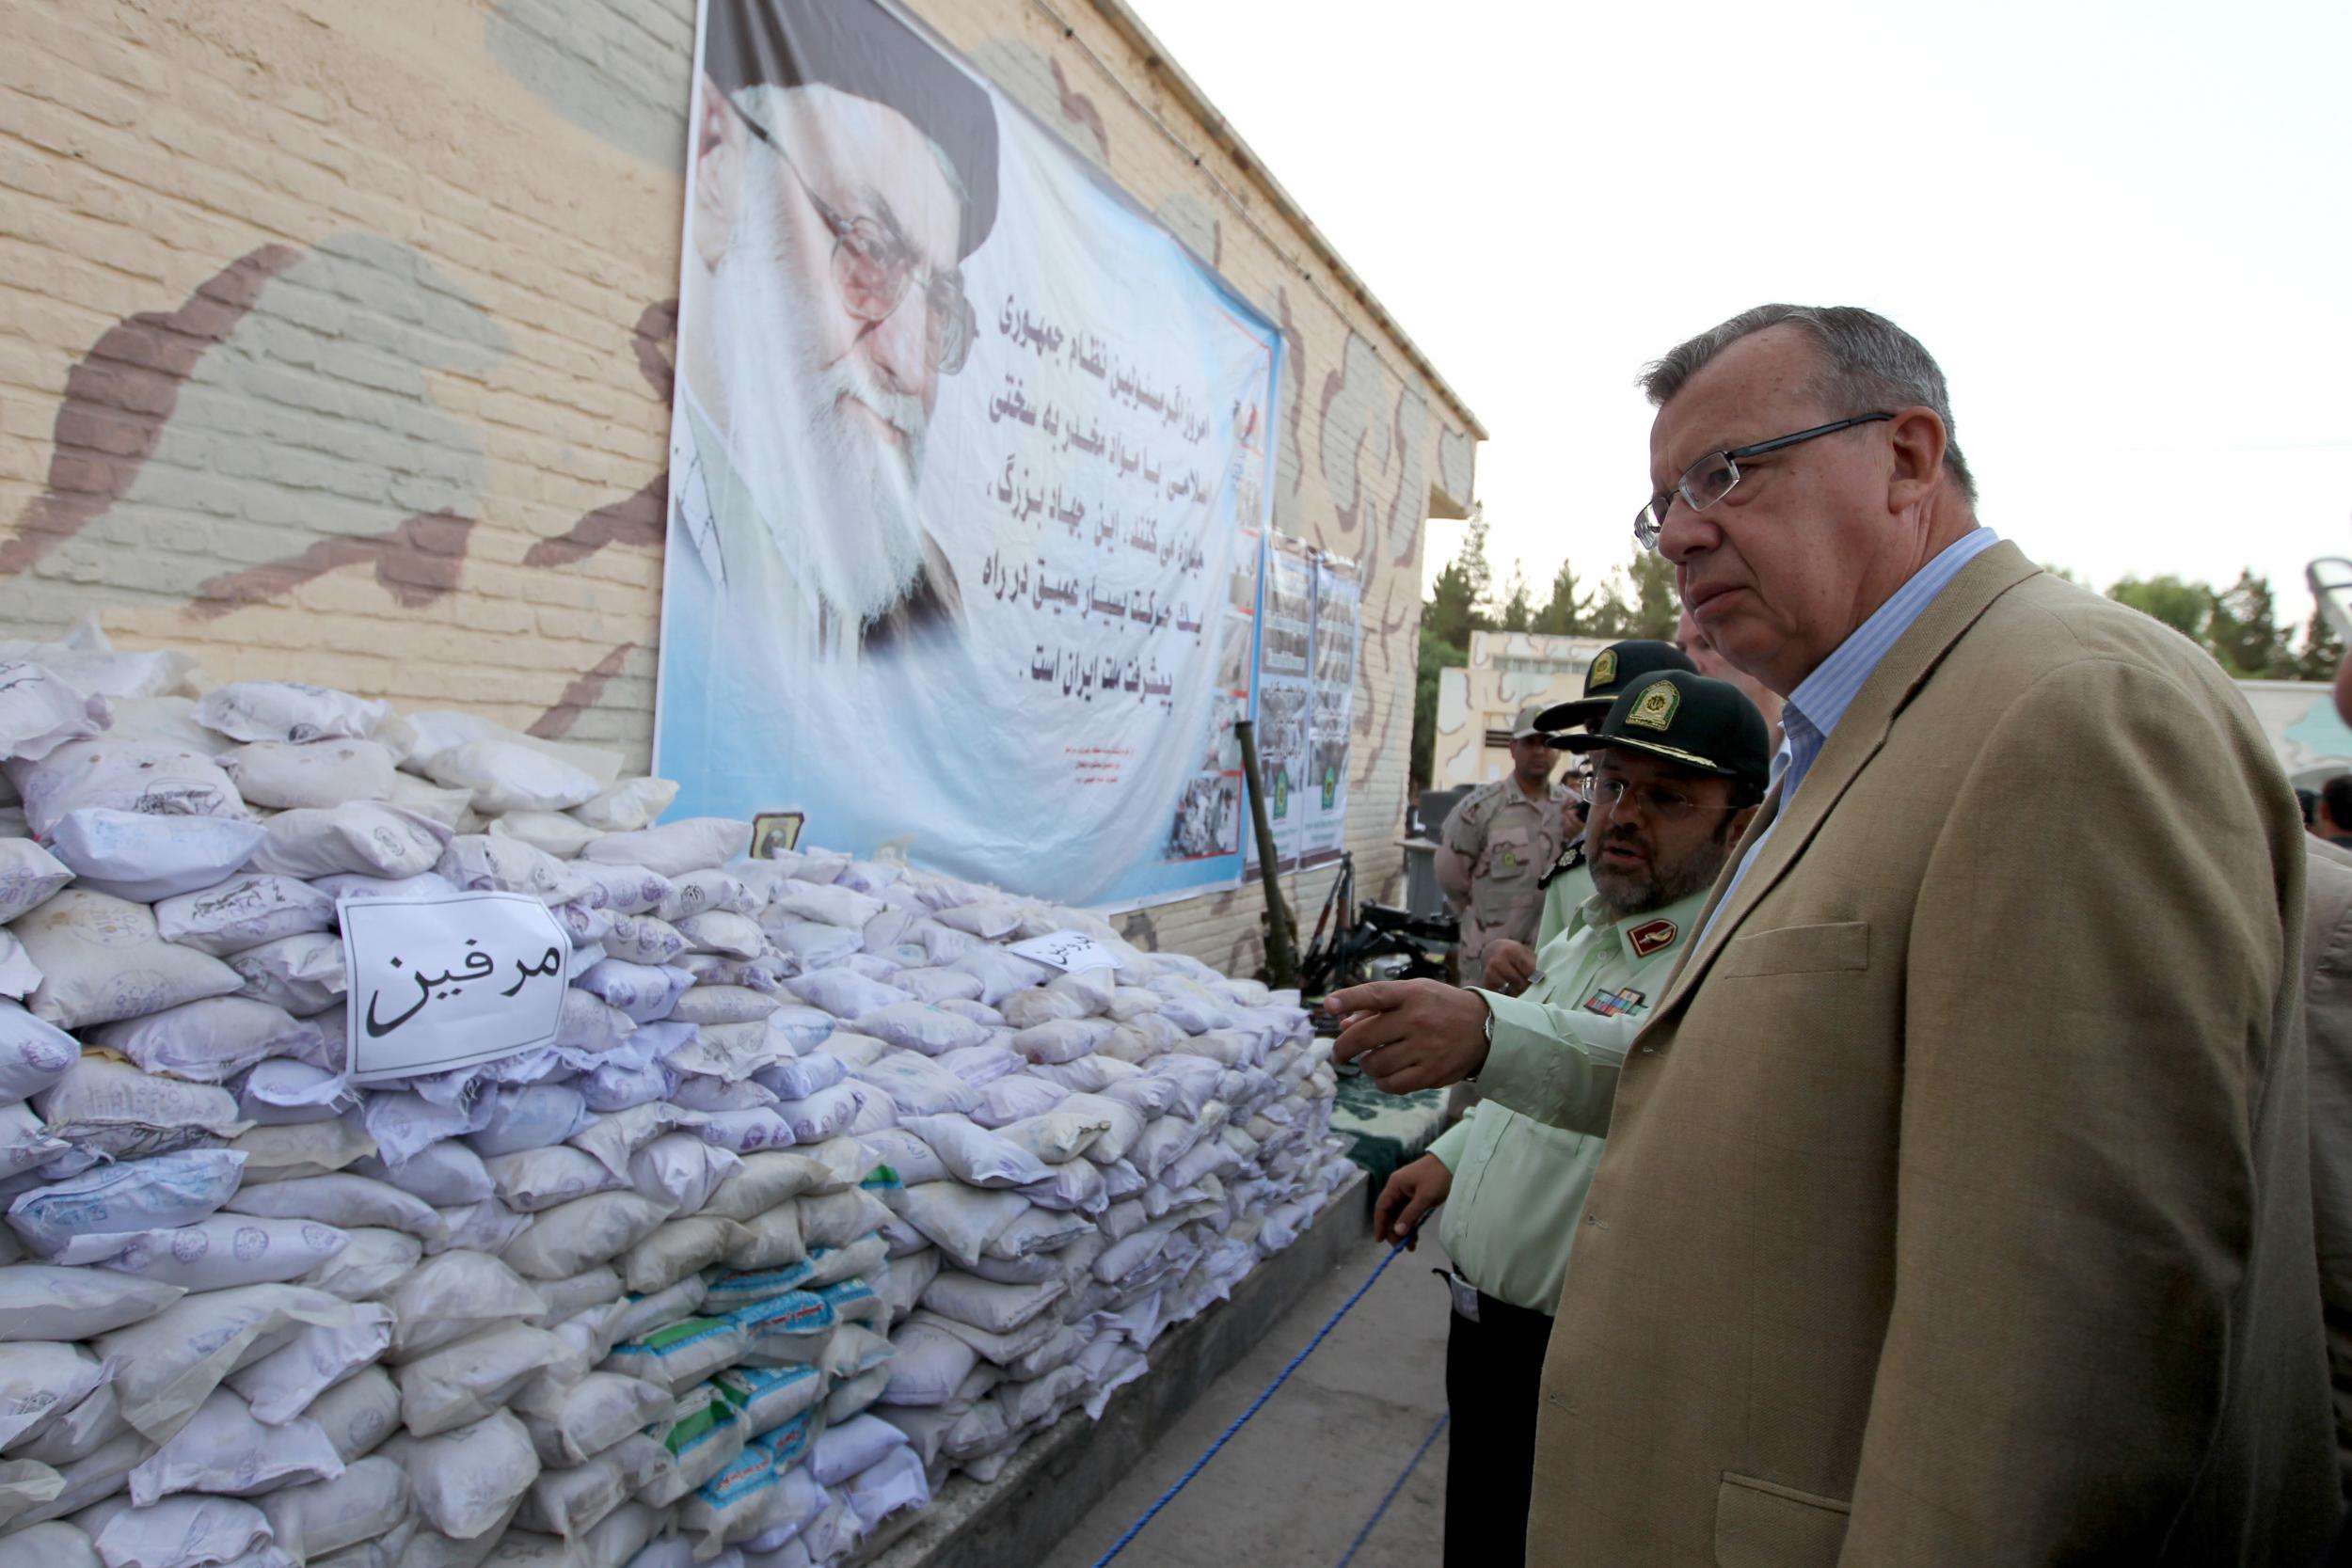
[1333,1409,1449,1568]
[1089,1239,1411,1568]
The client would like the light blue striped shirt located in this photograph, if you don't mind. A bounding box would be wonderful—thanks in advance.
[1698,527,2003,946]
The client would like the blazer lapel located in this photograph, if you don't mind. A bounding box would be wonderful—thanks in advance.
[1651,541,2044,1020]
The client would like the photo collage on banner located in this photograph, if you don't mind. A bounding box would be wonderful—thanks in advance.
[655,0,1281,910]
[1301,553,1359,863]
[1244,531,1313,876]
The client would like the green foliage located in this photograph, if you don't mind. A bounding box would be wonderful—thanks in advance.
[1622,550,1679,641]
[2106,567,2326,680]
[2205,570,2284,678]
[1423,511,1491,653]
[1532,560,1591,635]
[2107,575,2215,643]
[2295,602,2344,683]
[1410,623,1466,791]
[1497,564,1534,633]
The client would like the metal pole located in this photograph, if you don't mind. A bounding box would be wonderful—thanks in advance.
[1234,720,1297,987]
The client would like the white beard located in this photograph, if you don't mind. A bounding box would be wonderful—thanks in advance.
[710,150,933,641]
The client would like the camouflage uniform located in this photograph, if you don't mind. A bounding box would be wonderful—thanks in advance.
[1436,777,1571,981]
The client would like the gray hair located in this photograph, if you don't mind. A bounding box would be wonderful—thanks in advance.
[1641,305,1976,503]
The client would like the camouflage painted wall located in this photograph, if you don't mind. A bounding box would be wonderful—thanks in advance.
[0,0,1479,972]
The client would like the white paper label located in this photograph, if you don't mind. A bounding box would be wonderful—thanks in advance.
[1009,930,1122,974]
[341,892,570,1084]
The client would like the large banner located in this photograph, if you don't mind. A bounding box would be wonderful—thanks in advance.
[1302,552,1359,863]
[1244,531,1314,876]
[657,0,1279,908]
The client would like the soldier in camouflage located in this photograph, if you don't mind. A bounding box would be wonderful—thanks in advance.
[1435,705,1570,983]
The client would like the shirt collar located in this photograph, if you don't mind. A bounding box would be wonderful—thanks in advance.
[1782,526,2001,752]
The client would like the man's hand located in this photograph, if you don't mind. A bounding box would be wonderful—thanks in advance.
[1375,1153,1453,1247]
[1324,978,1492,1094]
[1483,940,1538,996]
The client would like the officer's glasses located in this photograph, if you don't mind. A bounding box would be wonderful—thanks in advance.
[1635,413,1894,551]
[1588,773,1735,822]
[738,110,977,374]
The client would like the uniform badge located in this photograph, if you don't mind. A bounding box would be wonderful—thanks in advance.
[1582,984,1646,1017]
[1627,679,1680,732]
[1588,648,1618,690]
[1628,917,1677,957]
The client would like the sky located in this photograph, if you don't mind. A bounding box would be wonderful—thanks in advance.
[1132,0,2352,635]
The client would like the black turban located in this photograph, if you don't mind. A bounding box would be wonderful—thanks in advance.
[702,0,1000,261]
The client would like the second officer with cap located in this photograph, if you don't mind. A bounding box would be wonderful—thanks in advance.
[1492,639,1702,993]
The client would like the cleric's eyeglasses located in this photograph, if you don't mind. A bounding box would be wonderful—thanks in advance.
[739,110,977,375]
[1635,413,1895,551]
[2309,556,2352,647]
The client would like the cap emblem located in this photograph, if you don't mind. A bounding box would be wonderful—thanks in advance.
[1627,679,1680,732]
[1587,648,1618,690]
[1628,918,1678,957]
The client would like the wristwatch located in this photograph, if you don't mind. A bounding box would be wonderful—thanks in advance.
[1470,995,1493,1082]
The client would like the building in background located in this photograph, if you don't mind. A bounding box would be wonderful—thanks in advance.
[0,0,1480,975]
[2239,679,2352,786]
[1432,630,1612,788]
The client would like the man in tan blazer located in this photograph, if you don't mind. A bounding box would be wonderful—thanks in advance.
[2305,838,2352,1495]
[1329,306,2340,1563]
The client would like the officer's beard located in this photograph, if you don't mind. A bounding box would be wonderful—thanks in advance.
[1592,813,1738,917]
[711,146,932,641]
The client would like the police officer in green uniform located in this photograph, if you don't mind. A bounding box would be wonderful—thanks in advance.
[1486,639,1699,991]
[1365,671,1771,1568]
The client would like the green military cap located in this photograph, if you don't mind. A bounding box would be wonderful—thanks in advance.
[1534,639,1698,733]
[1560,669,1770,784]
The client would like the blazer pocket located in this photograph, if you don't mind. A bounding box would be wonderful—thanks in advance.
[1714,920,1869,979]
[1714,1473,1851,1568]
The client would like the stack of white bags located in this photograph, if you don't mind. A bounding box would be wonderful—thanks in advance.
[0,626,1355,1568]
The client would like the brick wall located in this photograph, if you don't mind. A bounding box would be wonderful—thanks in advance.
[0,0,1479,974]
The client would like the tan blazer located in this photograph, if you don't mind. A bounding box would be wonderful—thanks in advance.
[2302,838,2352,1494]
[1531,543,2340,1566]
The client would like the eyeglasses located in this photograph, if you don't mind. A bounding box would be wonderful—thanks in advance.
[1587,772,1736,821]
[2309,556,2352,646]
[1635,413,1894,550]
[738,110,977,375]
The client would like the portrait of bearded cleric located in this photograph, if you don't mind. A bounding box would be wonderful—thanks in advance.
[674,0,998,660]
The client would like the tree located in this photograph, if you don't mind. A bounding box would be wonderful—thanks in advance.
[2205,569,2285,678]
[1497,564,1534,633]
[1410,619,1465,791]
[2107,575,2213,644]
[1423,509,1492,653]
[1583,574,1632,639]
[2294,603,2344,683]
[1533,560,1593,635]
[1622,549,1679,641]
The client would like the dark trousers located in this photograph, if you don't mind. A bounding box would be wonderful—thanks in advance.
[1443,1284,1555,1568]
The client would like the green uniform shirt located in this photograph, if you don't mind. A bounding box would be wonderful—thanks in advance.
[1428,882,1706,1313]
[1534,857,1593,952]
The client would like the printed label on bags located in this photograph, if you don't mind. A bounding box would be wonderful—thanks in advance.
[1009,930,1122,974]
[341,891,570,1083]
